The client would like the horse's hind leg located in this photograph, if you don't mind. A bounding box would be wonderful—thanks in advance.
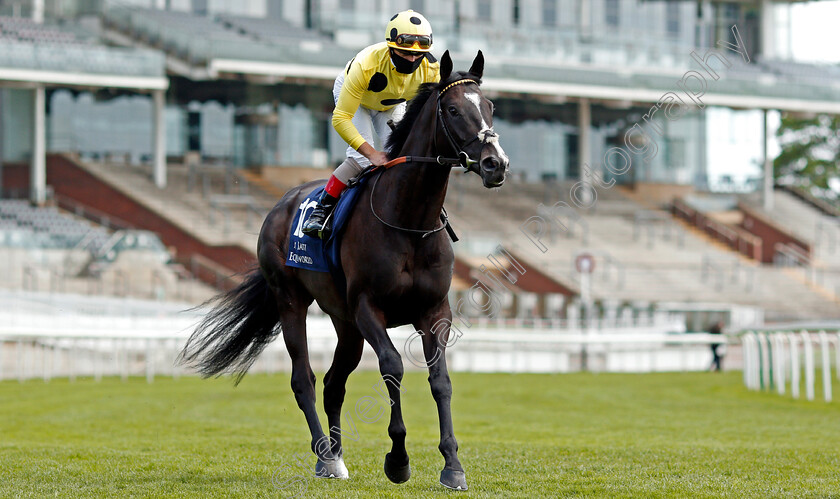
[278,305,339,475]
[320,317,365,477]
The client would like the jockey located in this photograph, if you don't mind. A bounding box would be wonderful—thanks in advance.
[302,10,440,237]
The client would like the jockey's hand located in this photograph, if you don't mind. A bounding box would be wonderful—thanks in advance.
[368,150,390,167]
[358,142,389,167]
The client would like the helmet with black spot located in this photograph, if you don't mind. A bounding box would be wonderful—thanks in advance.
[385,10,433,53]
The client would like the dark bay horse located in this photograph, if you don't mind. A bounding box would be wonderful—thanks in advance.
[179,50,508,491]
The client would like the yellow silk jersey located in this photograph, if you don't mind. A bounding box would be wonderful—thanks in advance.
[333,41,440,151]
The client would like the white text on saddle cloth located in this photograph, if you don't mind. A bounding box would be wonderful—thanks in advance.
[293,198,318,239]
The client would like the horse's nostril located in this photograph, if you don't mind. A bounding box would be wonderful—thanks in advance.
[483,157,500,170]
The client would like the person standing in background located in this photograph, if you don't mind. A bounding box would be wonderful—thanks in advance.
[709,320,725,372]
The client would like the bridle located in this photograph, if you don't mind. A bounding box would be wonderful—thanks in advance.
[368,78,500,238]
[435,78,497,174]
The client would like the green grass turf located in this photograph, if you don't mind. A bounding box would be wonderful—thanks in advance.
[2,371,839,498]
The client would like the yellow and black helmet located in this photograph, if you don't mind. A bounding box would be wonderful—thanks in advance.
[385,10,433,53]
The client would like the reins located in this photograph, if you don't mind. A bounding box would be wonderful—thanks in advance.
[369,169,452,239]
[381,154,467,170]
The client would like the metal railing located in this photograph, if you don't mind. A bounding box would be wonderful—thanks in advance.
[179,253,243,292]
[815,218,840,255]
[536,202,590,245]
[673,198,762,261]
[633,210,686,249]
[701,255,758,294]
[773,242,840,300]
[207,194,264,237]
[774,242,811,267]
[54,194,134,232]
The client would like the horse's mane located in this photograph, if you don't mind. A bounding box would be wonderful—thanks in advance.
[385,71,481,158]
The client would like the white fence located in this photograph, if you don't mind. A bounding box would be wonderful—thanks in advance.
[741,330,840,402]
[0,325,731,382]
[0,290,736,381]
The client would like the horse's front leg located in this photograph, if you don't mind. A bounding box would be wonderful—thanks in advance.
[414,301,467,491]
[354,295,411,484]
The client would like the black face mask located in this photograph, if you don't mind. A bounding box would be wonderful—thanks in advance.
[390,48,424,74]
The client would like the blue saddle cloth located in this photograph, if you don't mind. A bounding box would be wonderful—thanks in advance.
[285,176,368,274]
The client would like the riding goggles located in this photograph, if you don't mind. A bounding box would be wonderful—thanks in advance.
[394,33,432,50]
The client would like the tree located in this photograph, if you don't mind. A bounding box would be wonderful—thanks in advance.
[774,114,840,200]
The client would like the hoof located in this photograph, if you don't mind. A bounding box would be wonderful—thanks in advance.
[440,468,468,491]
[383,452,411,484]
[315,455,349,479]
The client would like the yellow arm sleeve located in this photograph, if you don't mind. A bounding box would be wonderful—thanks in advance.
[332,61,369,151]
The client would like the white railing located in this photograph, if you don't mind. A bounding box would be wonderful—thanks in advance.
[0,290,735,381]
[741,330,840,402]
[0,320,730,382]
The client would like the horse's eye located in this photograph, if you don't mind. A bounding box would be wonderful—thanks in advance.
[448,106,459,116]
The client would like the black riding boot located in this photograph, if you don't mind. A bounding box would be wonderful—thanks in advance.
[301,192,339,237]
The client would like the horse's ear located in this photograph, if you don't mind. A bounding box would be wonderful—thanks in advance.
[469,50,484,79]
[440,50,452,82]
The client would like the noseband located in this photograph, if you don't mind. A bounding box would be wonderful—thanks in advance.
[436,79,497,174]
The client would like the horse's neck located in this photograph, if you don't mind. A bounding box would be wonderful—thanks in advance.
[378,102,451,231]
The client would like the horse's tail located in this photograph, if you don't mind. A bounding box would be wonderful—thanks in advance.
[179,267,280,385]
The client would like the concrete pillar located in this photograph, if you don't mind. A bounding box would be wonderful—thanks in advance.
[276,102,283,164]
[578,98,591,177]
[619,306,633,327]
[578,0,591,40]
[544,293,565,318]
[517,292,538,318]
[697,106,708,190]
[32,0,44,24]
[153,90,167,188]
[760,0,775,60]
[567,300,581,329]
[30,86,46,206]
[763,109,773,211]
[578,98,594,205]
[604,300,618,327]
[0,90,4,196]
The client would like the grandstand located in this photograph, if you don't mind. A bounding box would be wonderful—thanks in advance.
[444,177,839,322]
[740,188,840,302]
[76,159,271,250]
[0,195,214,301]
[0,0,838,337]
[0,198,108,249]
[5,9,840,499]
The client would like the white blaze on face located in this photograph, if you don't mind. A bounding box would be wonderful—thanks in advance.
[465,92,488,130]
[465,92,509,167]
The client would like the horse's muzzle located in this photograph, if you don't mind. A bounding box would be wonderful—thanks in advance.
[480,155,507,188]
